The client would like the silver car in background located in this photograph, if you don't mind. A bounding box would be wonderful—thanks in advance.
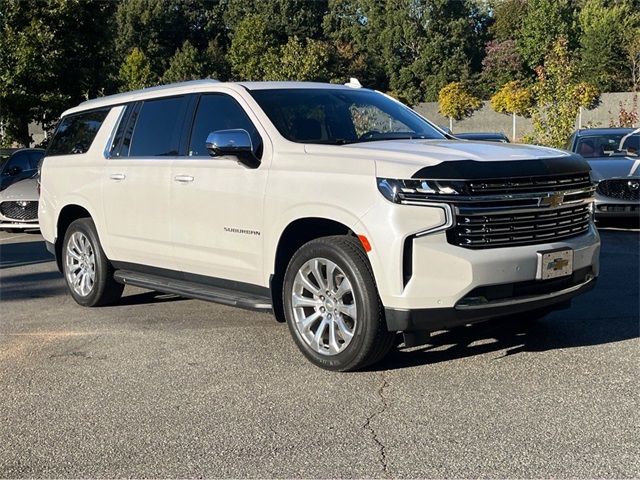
[567,127,640,217]
[0,176,40,232]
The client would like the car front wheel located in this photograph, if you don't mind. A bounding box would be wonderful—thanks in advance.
[283,235,395,371]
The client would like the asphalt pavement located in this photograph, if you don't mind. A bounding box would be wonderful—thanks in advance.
[0,223,638,478]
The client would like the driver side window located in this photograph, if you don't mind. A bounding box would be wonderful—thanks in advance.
[188,94,262,157]
[349,104,411,137]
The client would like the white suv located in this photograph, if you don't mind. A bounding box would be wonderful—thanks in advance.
[39,80,600,371]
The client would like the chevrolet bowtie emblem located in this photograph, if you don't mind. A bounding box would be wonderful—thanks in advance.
[541,194,564,208]
[548,258,570,271]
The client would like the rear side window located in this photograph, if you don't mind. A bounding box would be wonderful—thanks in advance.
[128,96,190,157]
[188,94,262,157]
[47,109,110,156]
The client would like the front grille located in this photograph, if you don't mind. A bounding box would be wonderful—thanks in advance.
[0,201,38,221]
[448,204,591,248]
[596,179,640,201]
[469,173,592,195]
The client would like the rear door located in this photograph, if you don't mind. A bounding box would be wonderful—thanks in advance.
[171,91,269,286]
[102,96,192,270]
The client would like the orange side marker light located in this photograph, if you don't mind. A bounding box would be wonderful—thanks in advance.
[358,234,372,252]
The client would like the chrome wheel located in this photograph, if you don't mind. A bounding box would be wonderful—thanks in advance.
[291,257,358,356]
[65,232,96,297]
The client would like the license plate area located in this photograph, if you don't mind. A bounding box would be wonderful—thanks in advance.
[536,248,573,280]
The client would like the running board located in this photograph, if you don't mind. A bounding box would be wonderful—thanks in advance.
[113,270,272,312]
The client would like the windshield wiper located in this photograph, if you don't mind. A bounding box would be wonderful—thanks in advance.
[342,135,431,145]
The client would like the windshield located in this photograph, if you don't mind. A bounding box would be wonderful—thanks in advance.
[575,133,639,158]
[249,88,445,145]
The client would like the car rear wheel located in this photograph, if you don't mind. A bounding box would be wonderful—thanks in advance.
[62,218,123,307]
[283,235,395,371]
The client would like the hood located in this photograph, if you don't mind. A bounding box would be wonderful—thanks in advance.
[0,178,39,201]
[306,139,578,179]
[587,156,640,181]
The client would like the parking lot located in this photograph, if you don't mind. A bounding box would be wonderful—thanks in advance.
[0,225,638,478]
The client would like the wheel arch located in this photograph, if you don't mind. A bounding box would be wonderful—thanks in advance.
[269,216,357,322]
[54,204,93,272]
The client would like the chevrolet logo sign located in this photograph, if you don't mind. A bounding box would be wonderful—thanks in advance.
[540,194,564,208]
[547,258,570,271]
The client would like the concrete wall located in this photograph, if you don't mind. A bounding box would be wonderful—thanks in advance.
[414,92,639,141]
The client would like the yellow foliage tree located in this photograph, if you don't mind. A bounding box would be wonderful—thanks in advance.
[438,82,482,131]
[490,81,533,141]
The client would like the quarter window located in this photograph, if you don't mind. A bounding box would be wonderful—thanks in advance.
[188,94,262,157]
[128,96,190,157]
[47,109,110,156]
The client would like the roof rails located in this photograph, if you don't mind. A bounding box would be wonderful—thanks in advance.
[78,79,220,107]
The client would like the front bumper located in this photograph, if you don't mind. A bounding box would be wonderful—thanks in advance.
[594,195,639,217]
[386,266,596,331]
[0,220,39,230]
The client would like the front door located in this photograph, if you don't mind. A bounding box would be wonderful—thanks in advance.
[171,92,269,287]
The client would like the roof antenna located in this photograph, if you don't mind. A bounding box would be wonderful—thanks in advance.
[344,78,362,88]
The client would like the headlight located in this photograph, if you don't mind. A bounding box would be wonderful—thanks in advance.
[377,178,468,204]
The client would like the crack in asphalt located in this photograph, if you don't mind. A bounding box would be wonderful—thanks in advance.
[363,371,390,476]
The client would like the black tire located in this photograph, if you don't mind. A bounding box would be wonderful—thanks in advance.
[62,218,123,307]
[283,235,395,371]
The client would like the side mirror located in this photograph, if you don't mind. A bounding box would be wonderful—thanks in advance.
[206,129,260,169]
[7,166,22,176]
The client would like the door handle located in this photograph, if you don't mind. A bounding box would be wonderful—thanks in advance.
[174,175,194,183]
[110,173,126,181]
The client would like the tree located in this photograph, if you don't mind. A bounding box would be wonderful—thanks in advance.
[162,41,206,84]
[625,28,640,92]
[223,0,329,43]
[489,0,527,42]
[264,38,332,81]
[228,14,279,80]
[527,38,600,147]
[119,48,156,92]
[481,40,525,92]
[322,0,385,87]
[578,0,634,92]
[490,81,533,140]
[115,0,225,78]
[380,0,490,104]
[438,82,482,131]
[517,0,572,71]
[0,0,117,146]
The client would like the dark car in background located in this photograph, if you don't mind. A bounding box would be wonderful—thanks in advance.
[0,148,45,192]
[567,128,639,217]
[455,132,510,143]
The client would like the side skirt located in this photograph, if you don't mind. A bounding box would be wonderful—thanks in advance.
[112,265,272,313]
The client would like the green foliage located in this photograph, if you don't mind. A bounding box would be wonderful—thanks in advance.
[264,38,332,81]
[527,38,601,147]
[0,0,117,146]
[490,81,533,116]
[517,0,572,71]
[380,0,489,103]
[228,14,279,81]
[115,0,223,78]
[224,0,328,42]
[627,29,640,91]
[578,0,636,92]
[162,41,206,84]
[489,0,527,42]
[119,48,156,92]
[438,82,482,121]
[1,0,638,148]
